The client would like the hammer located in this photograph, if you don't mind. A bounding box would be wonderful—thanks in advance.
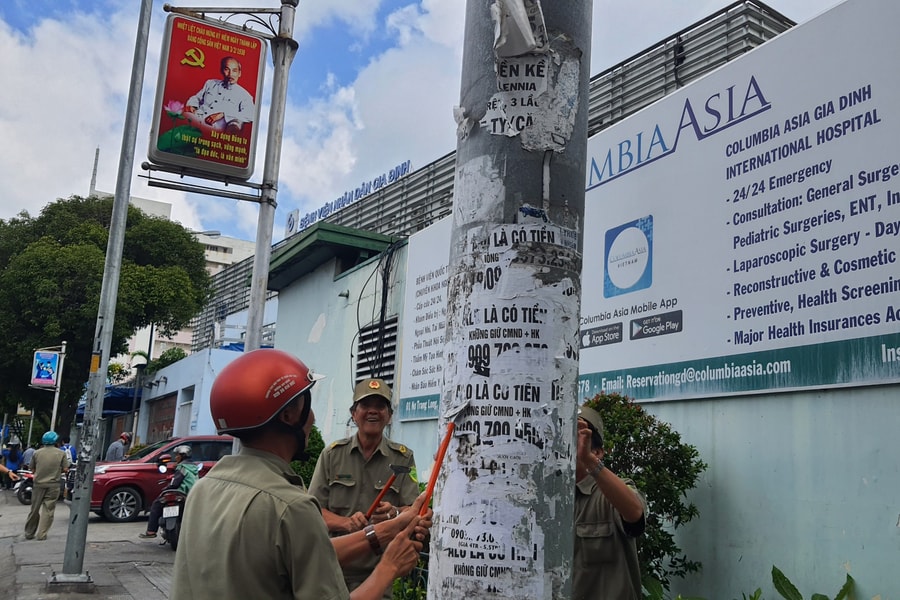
[365,464,411,520]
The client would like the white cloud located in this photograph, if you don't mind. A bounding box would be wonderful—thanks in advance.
[295,0,384,41]
[0,0,837,240]
[276,0,463,228]
[1,12,128,212]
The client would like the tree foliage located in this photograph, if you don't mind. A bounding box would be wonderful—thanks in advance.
[583,392,707,590]
[0,196,211,436]
[147,347,189,373]
[107,362,131,384]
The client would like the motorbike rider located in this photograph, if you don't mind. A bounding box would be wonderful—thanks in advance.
[21,444,35,470]
[60,437,77,500]
[139,444,199,539]
[3,440,22,489]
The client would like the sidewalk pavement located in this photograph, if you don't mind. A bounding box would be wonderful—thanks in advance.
[1,488,175,599]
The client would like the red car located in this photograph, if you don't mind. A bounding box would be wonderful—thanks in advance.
[92,435,233,522]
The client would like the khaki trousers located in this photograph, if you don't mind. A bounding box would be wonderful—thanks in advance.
[24,483,60,540]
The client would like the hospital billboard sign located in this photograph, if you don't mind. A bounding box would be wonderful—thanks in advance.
[397,0,900,410]
[578,0,900,401]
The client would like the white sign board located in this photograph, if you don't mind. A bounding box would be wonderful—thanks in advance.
[579,0,900,400]
[398,218,450,420]
[398,0,900,412]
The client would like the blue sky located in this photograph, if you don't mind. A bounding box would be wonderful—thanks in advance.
[0,0,838,242]
[293,1,413,102]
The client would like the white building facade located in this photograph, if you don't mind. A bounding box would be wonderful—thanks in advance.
[148,2,900,596]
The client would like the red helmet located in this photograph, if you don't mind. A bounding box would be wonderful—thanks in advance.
[210,349,322,435]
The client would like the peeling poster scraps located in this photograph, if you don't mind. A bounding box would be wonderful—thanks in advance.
[492,0,547,58]
[480,55,549,137]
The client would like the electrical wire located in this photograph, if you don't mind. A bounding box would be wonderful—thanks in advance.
[352,239,404,391]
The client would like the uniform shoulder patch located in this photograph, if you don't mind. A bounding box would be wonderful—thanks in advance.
[330,437,351,449]
[387,440,410,455]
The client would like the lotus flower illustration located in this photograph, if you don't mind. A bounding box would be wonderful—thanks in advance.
[159,99,198,154]
[164,99,185,118]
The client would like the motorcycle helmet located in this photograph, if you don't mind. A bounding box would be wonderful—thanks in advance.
[210,349,323,435]
[173,445,192,458]
[42,431,58,445]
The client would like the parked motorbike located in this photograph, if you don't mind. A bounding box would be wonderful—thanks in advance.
[13,469,68,505]
[13,469,32,505]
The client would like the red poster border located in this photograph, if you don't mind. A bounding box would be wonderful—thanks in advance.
[148,15,267,180]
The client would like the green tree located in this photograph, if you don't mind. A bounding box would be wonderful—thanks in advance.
[583,392,707,591]
[0,195,211,436]
[147,347,189,373]
[106,362,131,384]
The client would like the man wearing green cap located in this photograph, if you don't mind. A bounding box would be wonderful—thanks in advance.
[309,378,418,597]
[574,405,648,600]
[24,431,69,541]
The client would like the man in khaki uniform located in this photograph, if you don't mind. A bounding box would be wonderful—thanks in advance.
[573,405,648,600]
[309,378,419,597]
[23,431,68,541]
[170,350,430,600]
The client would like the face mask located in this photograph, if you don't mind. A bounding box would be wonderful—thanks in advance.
[278,392,312,462]
[290,419,309,463]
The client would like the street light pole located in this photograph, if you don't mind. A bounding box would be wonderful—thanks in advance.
[428,2,592,596]
[124,355,147,435]
[49,340,67,432]
[57,0,154,587]
[244,0,299,352]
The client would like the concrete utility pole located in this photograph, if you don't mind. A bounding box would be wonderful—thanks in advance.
[57,0,154,588]
[428,1,592,597]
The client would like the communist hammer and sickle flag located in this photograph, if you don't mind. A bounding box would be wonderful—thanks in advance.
[180,48,205,68]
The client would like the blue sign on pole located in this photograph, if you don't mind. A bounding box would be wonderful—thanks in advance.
[31,351,60,387]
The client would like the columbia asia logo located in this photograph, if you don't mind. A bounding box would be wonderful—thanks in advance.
[604,216,653,298]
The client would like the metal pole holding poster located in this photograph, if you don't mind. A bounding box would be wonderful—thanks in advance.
[56,0,154,588]
[149,0,299,454]
[50,341,67,431]
[148,1,299,352]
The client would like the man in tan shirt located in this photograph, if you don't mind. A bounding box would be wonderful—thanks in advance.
[309,378,419,596]
[171,350,430,600]
[23,431,68,541]
[573,405,648,599]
